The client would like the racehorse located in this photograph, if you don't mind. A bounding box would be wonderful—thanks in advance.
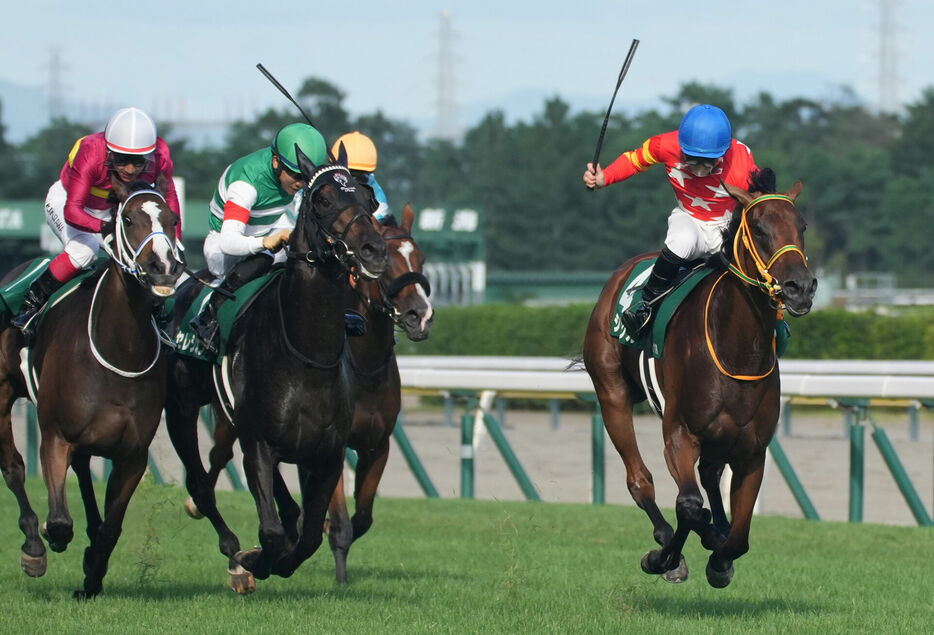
[583,169,816,587]
[183,203,433,585]
[0,177,182,598]
[163,151,388,592]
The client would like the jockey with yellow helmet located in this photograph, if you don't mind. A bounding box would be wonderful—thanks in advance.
[188,122,329,354]
[583,104,759,339]
[12,107,181,340]
[331,131,390,221]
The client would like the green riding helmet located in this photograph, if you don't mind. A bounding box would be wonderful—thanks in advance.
[271,123,328,173]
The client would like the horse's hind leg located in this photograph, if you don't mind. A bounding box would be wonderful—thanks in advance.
[327,471,353,584]
[75,453,147,599]
[706,455,765,589]
[165,394,244,571]
[592,380,672,547]
[0,396,45,576]
[39,433,75,553]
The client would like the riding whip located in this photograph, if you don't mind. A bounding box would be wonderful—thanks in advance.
[256,63,336,162]
[591,39,640,170]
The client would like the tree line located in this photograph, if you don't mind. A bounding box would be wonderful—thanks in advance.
[2,79,934,283]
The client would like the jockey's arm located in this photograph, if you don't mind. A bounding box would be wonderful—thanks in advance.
[218,199,265,256]
[156,145,183,239]
[62,170,109,234]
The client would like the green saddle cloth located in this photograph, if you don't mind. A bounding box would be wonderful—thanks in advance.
[171,269,283,362]
[611,259,790,359]
[0,258,97,318]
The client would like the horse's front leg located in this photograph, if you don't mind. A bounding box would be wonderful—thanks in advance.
[39,433,75,553]
[276,453,345,578]
[236,438,288,581]
[75,452,148,599]
[71,454,102,542]
[697,457,730,549]
[706,454,765,588]
[642,424,707,583]
[350,437,390,542]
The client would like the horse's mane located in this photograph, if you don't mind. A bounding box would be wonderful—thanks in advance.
[379,214,399,228]
[715,168,778,266]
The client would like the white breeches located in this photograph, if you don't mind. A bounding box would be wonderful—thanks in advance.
[45,180,107,269]
[663,207,732,261]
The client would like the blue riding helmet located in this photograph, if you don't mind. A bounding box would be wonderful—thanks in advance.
[678,104,732,158]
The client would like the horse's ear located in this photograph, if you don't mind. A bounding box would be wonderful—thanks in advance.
[785,180,803,202]
[336,141,348,167]
[110,174,129,202]
[295,143,317,179]
[402,203,414,232]
[723,181,754,207]
[154,173,168,197]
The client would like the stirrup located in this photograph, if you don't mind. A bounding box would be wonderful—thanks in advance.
[189,314,219,354]
[622,303,653,339]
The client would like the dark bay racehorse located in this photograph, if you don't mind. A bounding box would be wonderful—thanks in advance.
[0,177,182,598]
[184,204,433,585]
[164,153,388,593]
[583,169,816,587]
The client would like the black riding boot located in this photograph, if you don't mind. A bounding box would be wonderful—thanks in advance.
[11,269,64,345]
[621,248,687,340]
[189,254,273,354]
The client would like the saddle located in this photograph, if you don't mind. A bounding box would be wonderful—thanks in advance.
[0,258,98,327]
[171,269,283,363]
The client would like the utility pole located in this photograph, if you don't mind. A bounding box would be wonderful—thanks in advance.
[433,9,461,142]
[876,0,900,113]
[48,47,65,120]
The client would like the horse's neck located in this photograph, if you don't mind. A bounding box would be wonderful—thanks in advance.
[713,275,776,347]
[89,266,157,359]
[349,283,395,372]
[280,262,346,359]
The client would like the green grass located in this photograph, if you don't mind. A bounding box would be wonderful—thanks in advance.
[0,476,931,633]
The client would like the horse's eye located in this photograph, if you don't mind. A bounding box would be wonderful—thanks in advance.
[122,215,132,225]
[317,197,331,208]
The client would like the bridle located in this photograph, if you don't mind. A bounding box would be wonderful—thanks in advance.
[706,193,807,381]
[366,233,431,326]
[725,194,807,308]
[101,189,181,285]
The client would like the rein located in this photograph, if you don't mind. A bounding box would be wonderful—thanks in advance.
[87,268,162,378]
[706,193,804,382]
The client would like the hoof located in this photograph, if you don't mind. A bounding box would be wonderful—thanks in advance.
[641,550,664,575]
[228,565,256,595]
[706,560,734,588]
[661,555,689,584]
[235,547,268,579]
[40,522,68,554]
[20,551,47,577]
[184,497,204,520]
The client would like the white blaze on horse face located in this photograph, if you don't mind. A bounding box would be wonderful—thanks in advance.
[140,200,175,267]
[396,240,433,330]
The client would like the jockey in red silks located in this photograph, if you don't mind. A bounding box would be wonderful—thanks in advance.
[12,107,182,339]
[583,104,759,339]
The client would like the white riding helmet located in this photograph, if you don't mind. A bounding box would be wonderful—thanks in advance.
[104,107,157,155]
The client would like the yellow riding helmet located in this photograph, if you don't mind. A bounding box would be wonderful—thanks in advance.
[331,131,378,172]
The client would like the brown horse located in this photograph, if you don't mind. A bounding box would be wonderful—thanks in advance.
[185,204,433,585]
[164,153,388,592]
[583,170,816,587]
[0,177,182,598]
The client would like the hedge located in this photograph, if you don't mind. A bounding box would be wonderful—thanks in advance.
[395,304,934,360]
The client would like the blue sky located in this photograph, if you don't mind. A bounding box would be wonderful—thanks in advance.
[1,0,932,143]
